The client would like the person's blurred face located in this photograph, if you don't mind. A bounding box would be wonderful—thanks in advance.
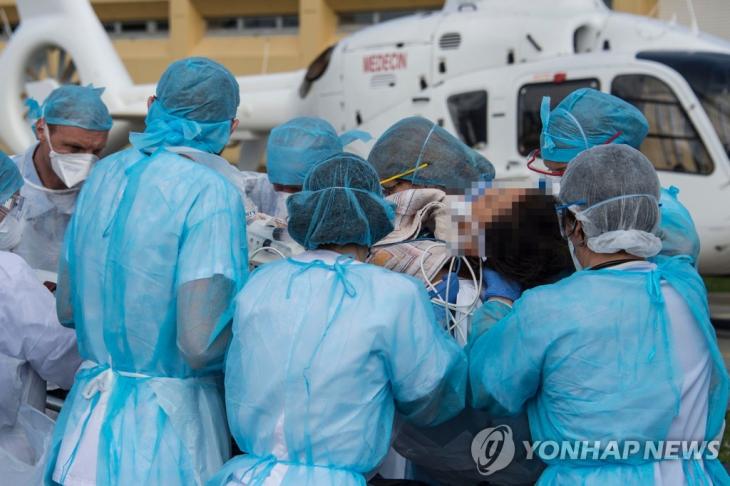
[451,187,531,257]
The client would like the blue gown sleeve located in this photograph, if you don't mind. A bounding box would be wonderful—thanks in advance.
[176,180,248,287]
[386,278,467,427]
[175,179,248,369]
[468,296,548,417]
[56,208,78,328]
[0,253,81,389]
[465,299,512,355]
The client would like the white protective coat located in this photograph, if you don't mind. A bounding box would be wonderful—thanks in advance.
[0,251,81,484]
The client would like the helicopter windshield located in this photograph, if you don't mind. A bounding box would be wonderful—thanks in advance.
[638,51,730,159]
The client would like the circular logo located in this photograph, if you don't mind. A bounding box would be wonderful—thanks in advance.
[471,424,515,476]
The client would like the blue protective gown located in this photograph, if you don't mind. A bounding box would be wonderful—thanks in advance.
[209,250,466,486]
[45,148,248,485]
[393,299,545,485]
[469,256,729,485]
[654,186,700,265]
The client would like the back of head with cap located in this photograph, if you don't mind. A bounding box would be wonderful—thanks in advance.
[541,88,649,164]
[130,57,241,154]
[267,117,370,187]
[287,153,395,250]
[27,85,112,132]
[559,144,662,257]
[368,116,495,193]
[0,151,23,205]
[156,57,240,122]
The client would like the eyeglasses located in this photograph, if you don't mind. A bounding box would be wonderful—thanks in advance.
[554,200,585,239]
[527,131,624,177]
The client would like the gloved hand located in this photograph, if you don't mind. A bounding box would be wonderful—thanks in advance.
[480,268,522,302]
[429,271,460,304]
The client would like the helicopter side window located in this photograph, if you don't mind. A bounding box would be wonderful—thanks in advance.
[517,79,600,156]
[636,51,730,161]
[612,74,714,175]
[447,90,487,148]
[299,45,335,99]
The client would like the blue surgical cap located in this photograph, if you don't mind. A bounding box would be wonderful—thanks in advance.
[0,151,23,205]
[26,85,112,132]
[157,57,240,122]
[540,88,649,164]
[287,153,395,250]
[368,116,495,192]
[130,57,241,154]
[267,117,371,187]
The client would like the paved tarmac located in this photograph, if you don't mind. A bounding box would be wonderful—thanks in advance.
[711,293,730,369]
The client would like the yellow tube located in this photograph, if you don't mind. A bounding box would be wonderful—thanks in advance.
[379,163,429,185]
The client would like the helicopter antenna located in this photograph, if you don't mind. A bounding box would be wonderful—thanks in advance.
[0,9,12,40]
[685,0,699,35]
[647,2,659,18]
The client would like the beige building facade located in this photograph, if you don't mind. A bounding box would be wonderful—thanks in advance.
[0,0,659,83]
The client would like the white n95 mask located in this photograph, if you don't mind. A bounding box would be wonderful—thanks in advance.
[568,240,583,271]
[0,211,25,251]
[48,137,98,188]
[273,191,291,220]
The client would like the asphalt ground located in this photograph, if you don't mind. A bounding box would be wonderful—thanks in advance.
[711,293,730,369]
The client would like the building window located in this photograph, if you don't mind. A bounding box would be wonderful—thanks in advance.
[206,15,299,36]
[517,79,600,156]
[448,91,488,148]
[338,9,437,31]
[612,74,714,175]
[102,20,169,38]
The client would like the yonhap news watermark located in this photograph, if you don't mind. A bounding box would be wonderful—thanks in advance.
[471,425,721,476]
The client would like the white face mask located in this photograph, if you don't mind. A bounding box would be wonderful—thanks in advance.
[47,135,98,188]
[544,175,562,196]
[568,239,583,271]
[274,191,290,219]
[0,210,25,251]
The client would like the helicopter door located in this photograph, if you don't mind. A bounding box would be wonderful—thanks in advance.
[610,62,730,273]
[341,43,432,131]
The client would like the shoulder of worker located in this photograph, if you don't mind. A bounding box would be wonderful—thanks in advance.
[511,270,592,317]
[357,262,433,299]
[10,143,35,165]
[246,258,424,294]
[0,251,37,287]
[657,254,704,286]
[158,149,243,196]
[96,148,241,197]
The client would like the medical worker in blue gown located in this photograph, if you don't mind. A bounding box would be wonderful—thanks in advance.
[532,87,701,264]
[469,144,729,485]
[46,57,248,486]
[243,117,370,219]
[209,153,467,486]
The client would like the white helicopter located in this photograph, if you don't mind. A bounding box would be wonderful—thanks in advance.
[1,0,729,274]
